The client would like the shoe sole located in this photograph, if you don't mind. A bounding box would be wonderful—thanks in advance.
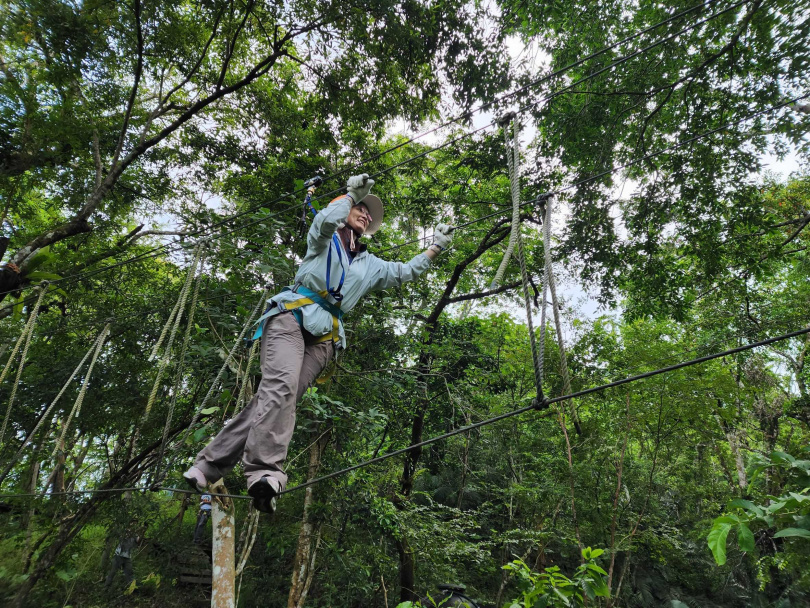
[248,479,279,514]
[253,495,278,514]
[183,472,207,493]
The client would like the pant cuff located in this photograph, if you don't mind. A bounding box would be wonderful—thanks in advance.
[194,459,224,484]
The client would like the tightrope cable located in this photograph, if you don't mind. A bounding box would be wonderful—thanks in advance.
[1,321,807,502]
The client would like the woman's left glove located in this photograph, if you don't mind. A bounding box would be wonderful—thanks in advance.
[347,174,374,203]
[432,224,453,250]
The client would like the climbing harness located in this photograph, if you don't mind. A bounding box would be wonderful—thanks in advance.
[0,282,48,444]
[52,322,111,458]
[252,179,346,345]
[252,285,343,344]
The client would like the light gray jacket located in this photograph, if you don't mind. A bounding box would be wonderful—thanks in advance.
[269,195,431,348]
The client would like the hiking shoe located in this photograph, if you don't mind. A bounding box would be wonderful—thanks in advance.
[183,467,209,493]
[248,477,279,514]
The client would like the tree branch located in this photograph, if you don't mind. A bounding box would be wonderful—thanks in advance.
[110,0,145,172]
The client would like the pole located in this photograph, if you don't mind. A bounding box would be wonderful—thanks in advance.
[211,481,236,608]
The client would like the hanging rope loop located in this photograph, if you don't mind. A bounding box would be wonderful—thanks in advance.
[490,115,523,290]
[495,112,549,406]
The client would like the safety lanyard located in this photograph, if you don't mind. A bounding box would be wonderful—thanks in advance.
[325,233,349,301]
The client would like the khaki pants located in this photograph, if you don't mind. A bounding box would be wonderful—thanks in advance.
[194,312,333,490]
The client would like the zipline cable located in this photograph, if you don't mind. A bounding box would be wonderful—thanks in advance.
[0,0,749,305]
[274,323,810,496]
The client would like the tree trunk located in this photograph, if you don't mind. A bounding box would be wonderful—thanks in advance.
[211,481,236,608]
[51,450,66,494]
[288,426,330,608]
[397,536,416,604]
[21,447,41,565]
[394,220,513,601]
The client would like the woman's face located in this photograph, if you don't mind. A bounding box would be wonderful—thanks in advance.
[346,202,372,234]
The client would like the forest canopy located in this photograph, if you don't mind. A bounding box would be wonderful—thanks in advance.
[1,0,809,606]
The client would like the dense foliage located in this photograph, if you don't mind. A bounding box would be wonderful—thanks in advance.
[1,0,809,606]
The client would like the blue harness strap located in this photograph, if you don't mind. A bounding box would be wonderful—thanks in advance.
[326,233,347,302]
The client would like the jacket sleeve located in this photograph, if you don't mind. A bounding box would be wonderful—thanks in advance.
[307,196,353,255]
[367,253,432,292]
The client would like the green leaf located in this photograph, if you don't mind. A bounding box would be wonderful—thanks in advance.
[730,498,763,517]
[586,564,608,576]
[200,407,220,415]
[707,522,732,565]
[737,523,755,552]
[771,451,796,464]
[590,576,610,597]
[773,528,810,539]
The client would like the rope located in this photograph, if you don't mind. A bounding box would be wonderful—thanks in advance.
[0,0,750,306]
[1,322,809,502]
[501,117,545,404]
[171,288,269,451]
[0,283,48,443]
[0,324,111,487]
[152,255,207,485]
[143,245,204,419]
[236,507,260,575]
[537,198,553,393]
[546,265,580,431]
[51,322,111,458]
[491,115,522,289]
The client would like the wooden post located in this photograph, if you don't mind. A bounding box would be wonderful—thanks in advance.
[211,481,236,608]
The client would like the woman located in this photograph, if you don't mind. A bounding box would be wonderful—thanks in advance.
[184,174,452,512]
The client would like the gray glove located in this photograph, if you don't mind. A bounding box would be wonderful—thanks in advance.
[347,174,375,203]
[432,224,453,250]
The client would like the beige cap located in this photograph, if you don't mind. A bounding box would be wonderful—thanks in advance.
[355,194,384,235]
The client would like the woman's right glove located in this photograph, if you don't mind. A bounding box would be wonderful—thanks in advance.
[432,224,453,251]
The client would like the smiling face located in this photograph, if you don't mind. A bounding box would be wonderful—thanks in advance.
[346,202,373,235]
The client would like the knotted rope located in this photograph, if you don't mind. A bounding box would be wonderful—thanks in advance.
[151,253,207,485]
[52,322,111,458]
[491,113,523,290]
[143,244,205,420]
[170,288,268,453]
[0,282,48,443]
[0,322,111,486]
[499,117,547,406]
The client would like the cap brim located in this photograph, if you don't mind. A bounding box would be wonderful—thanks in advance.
[357,194,384,235]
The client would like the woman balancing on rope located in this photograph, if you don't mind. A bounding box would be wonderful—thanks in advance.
[183,174,453,513]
